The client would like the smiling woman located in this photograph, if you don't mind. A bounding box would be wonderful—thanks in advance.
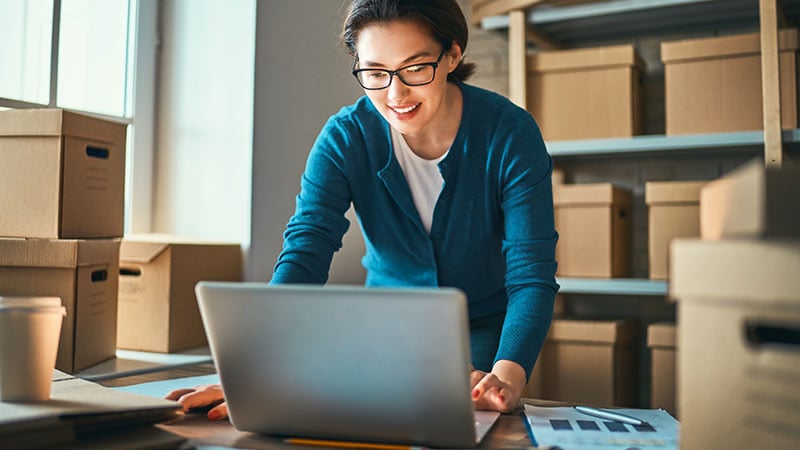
[168,0,559,421]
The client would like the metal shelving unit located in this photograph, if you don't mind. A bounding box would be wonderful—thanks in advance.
[483,0,799,164]
[557,277,668,296]
[476,0,797,296]
[546,129,800,158]
[480,0,800,45]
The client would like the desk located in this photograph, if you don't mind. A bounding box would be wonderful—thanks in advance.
[100,365,547,449]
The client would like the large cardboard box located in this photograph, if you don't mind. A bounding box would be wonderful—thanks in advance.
[662,29,799,135]
[0,238,120,373]
[117,235,242,353]
[528,44,644,141]
[531,319,639,407]
[646,181,704,279]
[554,183,632,278]
[0,109,127,239]
[671,238,800,450]
[647,322,677,416]
[701,160,800,240]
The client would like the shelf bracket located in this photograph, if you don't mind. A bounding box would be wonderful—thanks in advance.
[759,0,784,167]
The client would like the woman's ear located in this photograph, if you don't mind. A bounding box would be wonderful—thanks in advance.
[447,42,464,73]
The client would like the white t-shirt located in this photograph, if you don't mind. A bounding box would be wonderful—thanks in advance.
[391,127,448,234]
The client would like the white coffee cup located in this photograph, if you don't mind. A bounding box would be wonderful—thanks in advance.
[0,296,66,402]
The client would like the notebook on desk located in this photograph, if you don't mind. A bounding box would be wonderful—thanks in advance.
[195,281,500,448]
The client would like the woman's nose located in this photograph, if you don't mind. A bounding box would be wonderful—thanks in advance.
[386,74,410,100]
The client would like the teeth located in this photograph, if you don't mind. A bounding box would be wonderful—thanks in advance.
[392,104,418,114]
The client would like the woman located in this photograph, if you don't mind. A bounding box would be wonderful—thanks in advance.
[167,0,558,419]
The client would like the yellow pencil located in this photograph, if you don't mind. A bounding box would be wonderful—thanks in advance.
[283,437,424,450]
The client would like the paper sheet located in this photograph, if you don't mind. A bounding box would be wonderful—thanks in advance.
[524,404,679,450]
[114,374,220,398]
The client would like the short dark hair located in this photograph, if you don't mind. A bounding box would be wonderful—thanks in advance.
[341,0,476,83]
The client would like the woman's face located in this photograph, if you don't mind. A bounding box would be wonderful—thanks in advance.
[354,20,461,138]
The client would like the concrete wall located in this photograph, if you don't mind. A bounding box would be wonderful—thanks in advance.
[248,0,365,282]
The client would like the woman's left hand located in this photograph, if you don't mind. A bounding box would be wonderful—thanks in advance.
[469,360,526,413]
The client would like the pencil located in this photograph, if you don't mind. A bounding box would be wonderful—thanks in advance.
[284,437,424,450]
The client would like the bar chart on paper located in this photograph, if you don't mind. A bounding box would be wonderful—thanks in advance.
[523,405,679,450]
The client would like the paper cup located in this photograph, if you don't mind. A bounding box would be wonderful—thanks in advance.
[0,297,65,402]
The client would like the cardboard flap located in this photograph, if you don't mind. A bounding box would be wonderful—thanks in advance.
[646,181,705,205]
[670,238,800,304]
[647,322,677,348]
[120,241,170,264]
[554,183,632,206]
[547,319,639,344]
[529,44,643,73]
[0,239,120,268]
[662,28,799,64]
[0,109,66,137]
[0,109,127,144]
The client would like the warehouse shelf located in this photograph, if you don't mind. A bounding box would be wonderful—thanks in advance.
[557,277,668,296]
[480,0,800,45]
[546,129,800,158]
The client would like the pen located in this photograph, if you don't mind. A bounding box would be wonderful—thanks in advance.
[574,406,644,426]
[284,437,424,450]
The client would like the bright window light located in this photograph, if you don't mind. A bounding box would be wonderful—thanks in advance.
[57,0,134,117]
[0,0,53,104]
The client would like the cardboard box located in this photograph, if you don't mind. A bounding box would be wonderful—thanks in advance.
[0,238,120,373]
[552,167,565,186]
[647,322,677,416]
[554,183,632,278]
[646,181,705,279]
[0,109,127,239]
[700,160,800,240]
[530,319,639,407]
[670,238,800,450]
[662,29,799,135]
[117,235,242,352]
[528,44,644,141]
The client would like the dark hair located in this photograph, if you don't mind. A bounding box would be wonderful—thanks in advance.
[341,0,476,82]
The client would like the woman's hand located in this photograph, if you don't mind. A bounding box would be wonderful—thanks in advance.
[164,383,229,421]
[470,360,526,413]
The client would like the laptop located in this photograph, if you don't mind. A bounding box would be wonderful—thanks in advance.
[195,281,501,448]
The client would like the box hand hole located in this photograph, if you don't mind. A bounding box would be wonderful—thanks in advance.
[119,267,142,277]
[745,322,800,348]
[86,146,110,159]
[91,269,108,282]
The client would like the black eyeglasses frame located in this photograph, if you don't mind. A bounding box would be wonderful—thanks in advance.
[351,47,448,90]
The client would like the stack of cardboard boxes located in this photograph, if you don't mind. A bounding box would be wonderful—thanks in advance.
[0,109,127,373]
[670,162,800,450]
[524,27,799,411]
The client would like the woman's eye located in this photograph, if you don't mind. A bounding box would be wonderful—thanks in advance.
[367,71,388,79]
[405,65,425,73]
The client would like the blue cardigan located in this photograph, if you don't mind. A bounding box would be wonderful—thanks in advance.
[272,82,559,378]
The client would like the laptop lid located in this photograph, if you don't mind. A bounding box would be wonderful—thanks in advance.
[195,282,491,448]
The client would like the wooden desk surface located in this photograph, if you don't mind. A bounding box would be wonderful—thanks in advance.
[100,364,549,449]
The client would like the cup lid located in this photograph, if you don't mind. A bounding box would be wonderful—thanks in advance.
[0,296,62,309]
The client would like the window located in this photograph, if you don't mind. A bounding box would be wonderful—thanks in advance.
[0,0,52,105]
[58,0,135,117]
[0,0,156,233]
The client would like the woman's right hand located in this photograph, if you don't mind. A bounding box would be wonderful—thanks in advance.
[164,383,229,421]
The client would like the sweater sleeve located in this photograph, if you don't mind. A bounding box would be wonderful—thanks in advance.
[271,116,354,284]
[494,112,559,380]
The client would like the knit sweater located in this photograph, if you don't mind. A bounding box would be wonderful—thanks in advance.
[272,82,559,378]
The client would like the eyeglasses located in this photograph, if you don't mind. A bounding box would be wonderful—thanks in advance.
[352,48,447,90]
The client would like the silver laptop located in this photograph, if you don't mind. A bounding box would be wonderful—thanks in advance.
[195,281,500,448]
